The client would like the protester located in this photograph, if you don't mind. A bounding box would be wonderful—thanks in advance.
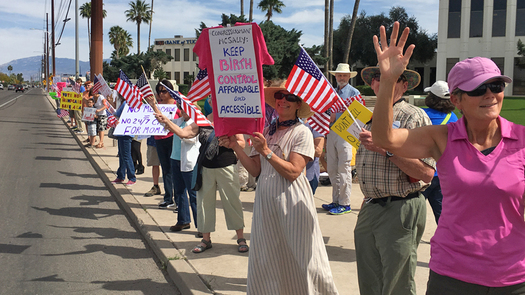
[151,95,248,254]
[322,63,362,215]
[144,136,162,197]
[92,89,108,149]
[131,138,145,175]
[83,98,97,147]
[219,80,339,294]
[111,101,136,186]
[421,81,458,224]
[354,23,436,294]
[370,22,525,294]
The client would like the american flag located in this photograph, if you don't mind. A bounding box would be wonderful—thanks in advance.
[68,78,80,93]
[186,68,211,102]
[159,82,212,127]
[330,94,365,113]
[136,72,154,99]
[307,110,331,136]
[96,74,113,97]
[115,70,143,109]
[286,46,338,113]
[92,75,102,94]
[103,98,116,115]
[57,109,69,118]
[107,115,118,128]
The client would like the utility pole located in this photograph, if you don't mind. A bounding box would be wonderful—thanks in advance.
[46,13,50,92]
[51,0,56,77]
[91,0,103,80]
[75,0,79,79]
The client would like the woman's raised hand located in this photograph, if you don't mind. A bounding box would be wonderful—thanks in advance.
[251,132,268,154]
[373,21,415,83]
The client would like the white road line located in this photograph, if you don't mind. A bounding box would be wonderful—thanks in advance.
[0,95,24,108]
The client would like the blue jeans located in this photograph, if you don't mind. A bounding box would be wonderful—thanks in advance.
[309,176,319,195]
[155,137,174,204]
[171,159,197,226]
[422,176,442,224]
[117,136,136,182]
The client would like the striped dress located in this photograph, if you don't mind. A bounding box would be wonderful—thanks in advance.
[247,123,338,295]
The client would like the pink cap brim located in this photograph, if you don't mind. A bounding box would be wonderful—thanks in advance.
[457,73,512,92]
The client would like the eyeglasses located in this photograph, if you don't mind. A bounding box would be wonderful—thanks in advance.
[158,89,168,94]
[371,73,406,83]
[274,92,300,102]
[464,81,505,97]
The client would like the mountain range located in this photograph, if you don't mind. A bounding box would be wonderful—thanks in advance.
[0,56,92,81]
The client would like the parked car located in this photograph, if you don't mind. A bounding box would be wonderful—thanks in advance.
[0,84,4,90]
[8,85,15,90]
[15,85,24,92]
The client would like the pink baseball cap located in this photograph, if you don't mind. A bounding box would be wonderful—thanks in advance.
[447,57,512,92]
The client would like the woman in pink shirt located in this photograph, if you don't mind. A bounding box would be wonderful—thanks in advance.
[370,22,525,294]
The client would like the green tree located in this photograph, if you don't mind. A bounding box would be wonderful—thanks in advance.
[125,0,152,54]
[7,65,12,75]
[79,2,107,57]
[153,68,167,80]
[259,21,302,80]
[104,49,172,82]
[258,0,286,21]
[517,39,525,69]
[109,26,133,59]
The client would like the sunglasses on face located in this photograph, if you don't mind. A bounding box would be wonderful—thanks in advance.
[463,81,505,97]
[274,92,300,102]
[371,73,406,83]
[158,89,168,94]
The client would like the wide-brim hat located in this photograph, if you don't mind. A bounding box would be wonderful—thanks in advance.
[361,67,421,90]
[263,80,314,119]
[329,63,357,78]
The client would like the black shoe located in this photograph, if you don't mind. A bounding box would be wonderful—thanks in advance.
[170,223,190,232]
[158,201,175,209]
[136,165,145,175]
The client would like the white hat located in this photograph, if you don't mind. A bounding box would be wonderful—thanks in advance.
[329,63,357,78]
[424,81,450,99]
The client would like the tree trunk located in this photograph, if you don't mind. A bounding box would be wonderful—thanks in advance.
[328,0,334,84]
[343,0,360,64]
[148,0,154,51]
[240,0,244,16]
[137,22,141,54]
[324,0,329,78]
[249,0,253,22]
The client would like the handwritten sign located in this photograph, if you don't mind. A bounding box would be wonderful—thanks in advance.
[208,26,262,118]
[60,91,83,111]
[82,107,96,122]
[331,100,373,149]
[113,104,178,136]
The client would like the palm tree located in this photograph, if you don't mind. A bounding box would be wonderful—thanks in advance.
[249,0,254,21]
[240,0,244,16]
[257,0,285,21]
[109,26,133,59]
[343,0,360,64]
[7,65,12,75]
[125,0,152,54]
[148,0,154,50]
[79,2,107,58]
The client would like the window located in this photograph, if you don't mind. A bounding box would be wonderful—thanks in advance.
[166,72,171,79]
[174,72,181,84]
[448,0,461,38]
[193,51,197,61]
[470,0,484,38]
[492,0,507,37]
[183,71,190,84]
[513,57,525,95]
[446,58,460,83]
[184,48,190,61]
[517,0,525,36]
[491,57,505,74]
[174,49,180,61]
[166,49,171,57]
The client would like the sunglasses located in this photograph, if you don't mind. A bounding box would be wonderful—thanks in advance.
[463,81,505,97]
[158,89,168,94]
[274,92,300,102]
[371,73,406,83]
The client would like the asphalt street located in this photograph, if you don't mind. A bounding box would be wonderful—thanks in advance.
[0,88,179,294]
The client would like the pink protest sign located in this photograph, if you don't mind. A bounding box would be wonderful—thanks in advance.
[56,82,67,97]
[194,22,274,136]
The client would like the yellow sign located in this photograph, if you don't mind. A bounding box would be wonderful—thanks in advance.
[330,100,373,149]
[60,91,83,111]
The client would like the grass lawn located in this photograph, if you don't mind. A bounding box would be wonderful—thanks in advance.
[445,97,525,126]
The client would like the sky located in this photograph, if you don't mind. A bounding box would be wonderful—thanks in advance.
[0,0,439,68]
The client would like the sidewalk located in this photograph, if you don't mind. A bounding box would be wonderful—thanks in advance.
[49,94,437,294]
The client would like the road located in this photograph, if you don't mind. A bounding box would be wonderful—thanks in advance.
[0,88,180,294]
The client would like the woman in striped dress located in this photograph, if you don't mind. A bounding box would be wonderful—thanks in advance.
[219,81,338,295]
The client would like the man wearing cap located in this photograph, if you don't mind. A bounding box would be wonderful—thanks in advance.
[322,63,364,215]
[421,81,458,224]
[354,66,436,295]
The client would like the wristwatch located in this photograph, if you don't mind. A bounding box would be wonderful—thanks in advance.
[266,151,273,160]
[385,151,394,159]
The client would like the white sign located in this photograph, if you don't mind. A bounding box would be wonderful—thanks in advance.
[114,104,178,136]
[208,26,262,118]
[82,107,96,122]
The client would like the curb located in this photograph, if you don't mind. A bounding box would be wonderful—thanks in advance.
[45,91,213,295]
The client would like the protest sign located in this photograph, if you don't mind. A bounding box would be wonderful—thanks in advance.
[60,91,83,111]
[113,104,178,136]
[82,107,96,122]
[330,100,373,149]
[208,26,262,118]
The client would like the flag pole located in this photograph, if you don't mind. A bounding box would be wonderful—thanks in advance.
[140,65,160,113]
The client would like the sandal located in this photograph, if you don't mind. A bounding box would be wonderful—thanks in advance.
[95,143,104,148]
[192,239,212,253]
[237,238,249,253]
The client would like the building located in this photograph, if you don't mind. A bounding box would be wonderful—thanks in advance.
[153,35,199,84]
[437,0,525,95]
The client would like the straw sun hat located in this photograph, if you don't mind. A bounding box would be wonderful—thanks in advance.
[263,80,314,119]
[361,67,421,90]
[329,63,358,78]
